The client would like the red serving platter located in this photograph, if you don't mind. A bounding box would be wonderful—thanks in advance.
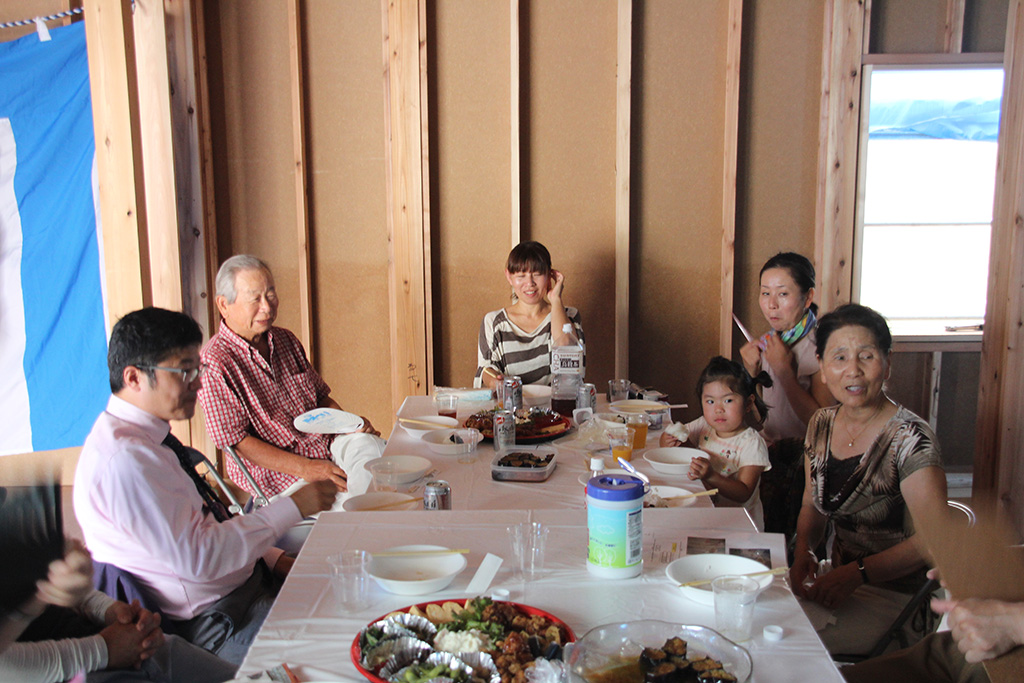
[351,598,576,683]
[466,414,573,443]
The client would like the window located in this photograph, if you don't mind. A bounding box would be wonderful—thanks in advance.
[855,66,1003,325]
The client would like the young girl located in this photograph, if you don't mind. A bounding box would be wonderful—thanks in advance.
[660,356,773,530]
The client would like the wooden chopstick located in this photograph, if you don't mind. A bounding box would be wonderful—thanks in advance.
[371,548,470,558]
[663,488,719,501]
[362,498,420,511]
[677,566,787,588]
[399,417,455,429]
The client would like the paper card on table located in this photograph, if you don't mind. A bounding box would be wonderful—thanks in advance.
[914,501,1024,683]
[687,537,726,555]
[466,553,503,595]
[729,547,771,568]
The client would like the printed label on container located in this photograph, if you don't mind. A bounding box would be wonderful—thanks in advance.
[588,506,643,568]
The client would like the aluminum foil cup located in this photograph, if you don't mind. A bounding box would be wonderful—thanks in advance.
[382,613,438,642]
[386,651,473,683]
[454,651,501,683]
[363,635,432,671]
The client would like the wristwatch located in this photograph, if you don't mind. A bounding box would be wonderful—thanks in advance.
[857,559,869,584]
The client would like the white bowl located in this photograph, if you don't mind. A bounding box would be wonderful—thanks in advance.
[523,384,552,406]
[342,492,419,512]
[400,416,460,439]
[421,429,483,455]
[665,553,775,605]
[593,412,629,429]
[646,485,700,509]
[577,469,637,486]
[368,544,467,595]
[644,447,702,475]
[369,455,432,484]
[609,399,669,414]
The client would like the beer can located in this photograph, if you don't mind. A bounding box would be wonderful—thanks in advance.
[499,376,523,412]
[577,382,597,411]
[423,480,452,510]
[494,409,516,454]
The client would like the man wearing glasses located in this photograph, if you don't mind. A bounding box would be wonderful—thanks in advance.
[73,307,337,665]
[198,255,385,509]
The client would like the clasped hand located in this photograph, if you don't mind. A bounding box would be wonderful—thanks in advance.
[790,554,861,609]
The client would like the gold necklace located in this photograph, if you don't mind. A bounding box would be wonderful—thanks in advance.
[841,402,885,448]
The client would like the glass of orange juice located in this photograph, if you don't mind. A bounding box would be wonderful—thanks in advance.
[608,428,633,463]
[626,414,649,450]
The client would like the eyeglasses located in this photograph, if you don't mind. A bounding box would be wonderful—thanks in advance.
[136,364,206,383]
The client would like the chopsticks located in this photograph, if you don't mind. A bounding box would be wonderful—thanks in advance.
[677,566,788,588]
[371,548,471,558]
[363,498,420,511]
[663,488,719,501]
[399,417,454,429]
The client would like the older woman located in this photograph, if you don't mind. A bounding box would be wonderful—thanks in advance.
[474,241,584,388]
[790,304,948,651]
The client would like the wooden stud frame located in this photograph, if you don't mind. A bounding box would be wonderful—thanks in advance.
[614,0,631,377]
[945,0,966,54]
[287,0,315,361]
[510,0,521,245]
[719,0,742,356]
[382,0,432,413]
[84,0,150,323]
[975,0,1024,517]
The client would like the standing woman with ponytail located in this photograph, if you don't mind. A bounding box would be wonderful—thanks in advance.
[740,253,835,536]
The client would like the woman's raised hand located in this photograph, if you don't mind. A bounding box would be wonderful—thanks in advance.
[739,339,761,375]
[761,331,796,374]
[547,269,565,304]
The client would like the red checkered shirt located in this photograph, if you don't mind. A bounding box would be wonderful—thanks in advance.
[199,322,332,497]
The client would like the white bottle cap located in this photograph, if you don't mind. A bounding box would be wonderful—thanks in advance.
[589,457,605,472]
[763,625,784,641]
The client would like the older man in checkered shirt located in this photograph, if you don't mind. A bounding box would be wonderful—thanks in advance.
[198,255,385,507]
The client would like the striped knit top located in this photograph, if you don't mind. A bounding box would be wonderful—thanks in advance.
[474,307,584,387]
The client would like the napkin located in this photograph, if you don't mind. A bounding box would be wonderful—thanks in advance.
[466,553,503,594]
[664,422,689,443]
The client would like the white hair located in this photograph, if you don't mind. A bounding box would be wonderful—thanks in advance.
[215,255,272,304]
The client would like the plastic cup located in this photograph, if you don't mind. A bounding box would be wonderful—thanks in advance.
[712,574,760,641]
[455,428,480,464]
[608,379,630,402]
[433,393,459,419]
[507,521,548,581]
[608,428,633,463]
[626,414,649,449]
[369,460,400,492]
[327,550,371,610]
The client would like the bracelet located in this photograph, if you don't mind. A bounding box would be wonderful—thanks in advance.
[857,559,869,584]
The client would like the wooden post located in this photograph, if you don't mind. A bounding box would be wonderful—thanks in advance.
[945,0,966,54]
[133,0,183,313]
[974,0,1024,526]
[719,0,742,356]
[814,0,869,312]
[614,0,631,378]
[510,0,521,245]
[84,0,151,324]
[382,0,432,412]
[287,0,314,361]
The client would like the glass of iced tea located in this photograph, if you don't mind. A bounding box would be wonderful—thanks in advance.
[626,413,649,450]
[433,393,459,419]
[607,428,633,463]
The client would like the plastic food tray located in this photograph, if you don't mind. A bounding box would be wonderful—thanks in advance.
[490,445,557,481]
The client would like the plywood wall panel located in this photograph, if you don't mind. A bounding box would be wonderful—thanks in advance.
[526,0,618,389]
[734,0,825,349]
[871,0,948,53]
[964,0,1011,52]
[303,1,392,433]
[631,0,730,413]
[431,0,513,388]
[206,1,301,334]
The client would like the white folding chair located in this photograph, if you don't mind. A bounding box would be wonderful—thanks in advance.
[222,444,270,509]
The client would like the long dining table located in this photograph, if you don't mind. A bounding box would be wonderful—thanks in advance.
[237,396,844,682]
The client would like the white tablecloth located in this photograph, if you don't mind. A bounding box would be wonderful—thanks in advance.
[384,396,715,511]
[239,509,843,682]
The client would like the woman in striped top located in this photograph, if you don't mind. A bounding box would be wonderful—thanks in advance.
[474,241,585,388]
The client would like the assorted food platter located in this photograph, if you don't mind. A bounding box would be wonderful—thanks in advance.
[464,408,572,443]
[352,597,575,683]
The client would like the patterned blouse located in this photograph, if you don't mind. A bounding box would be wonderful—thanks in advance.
[473,307,584,387]
[806,404,943,591]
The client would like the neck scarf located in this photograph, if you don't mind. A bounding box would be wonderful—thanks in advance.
[760,308,816,349]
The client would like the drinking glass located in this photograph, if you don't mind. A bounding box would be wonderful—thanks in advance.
[327,550,371,610]
[507,522,548,581]
[712,574,760,641]
[433,393,459,419]
[608,379,630,402]
[607,428,633,463]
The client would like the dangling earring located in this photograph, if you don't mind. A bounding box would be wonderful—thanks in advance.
[510,287,518,304]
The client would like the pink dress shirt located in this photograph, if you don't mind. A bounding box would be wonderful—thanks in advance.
[73,395,301,620]
[199,323,333,497]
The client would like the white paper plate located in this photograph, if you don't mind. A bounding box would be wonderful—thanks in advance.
[577,468,635,486]
[609,399,669,414]
[371,455,432,484]
[665,553,774,605]
[368,544,467,595]
[293,408,364,434]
